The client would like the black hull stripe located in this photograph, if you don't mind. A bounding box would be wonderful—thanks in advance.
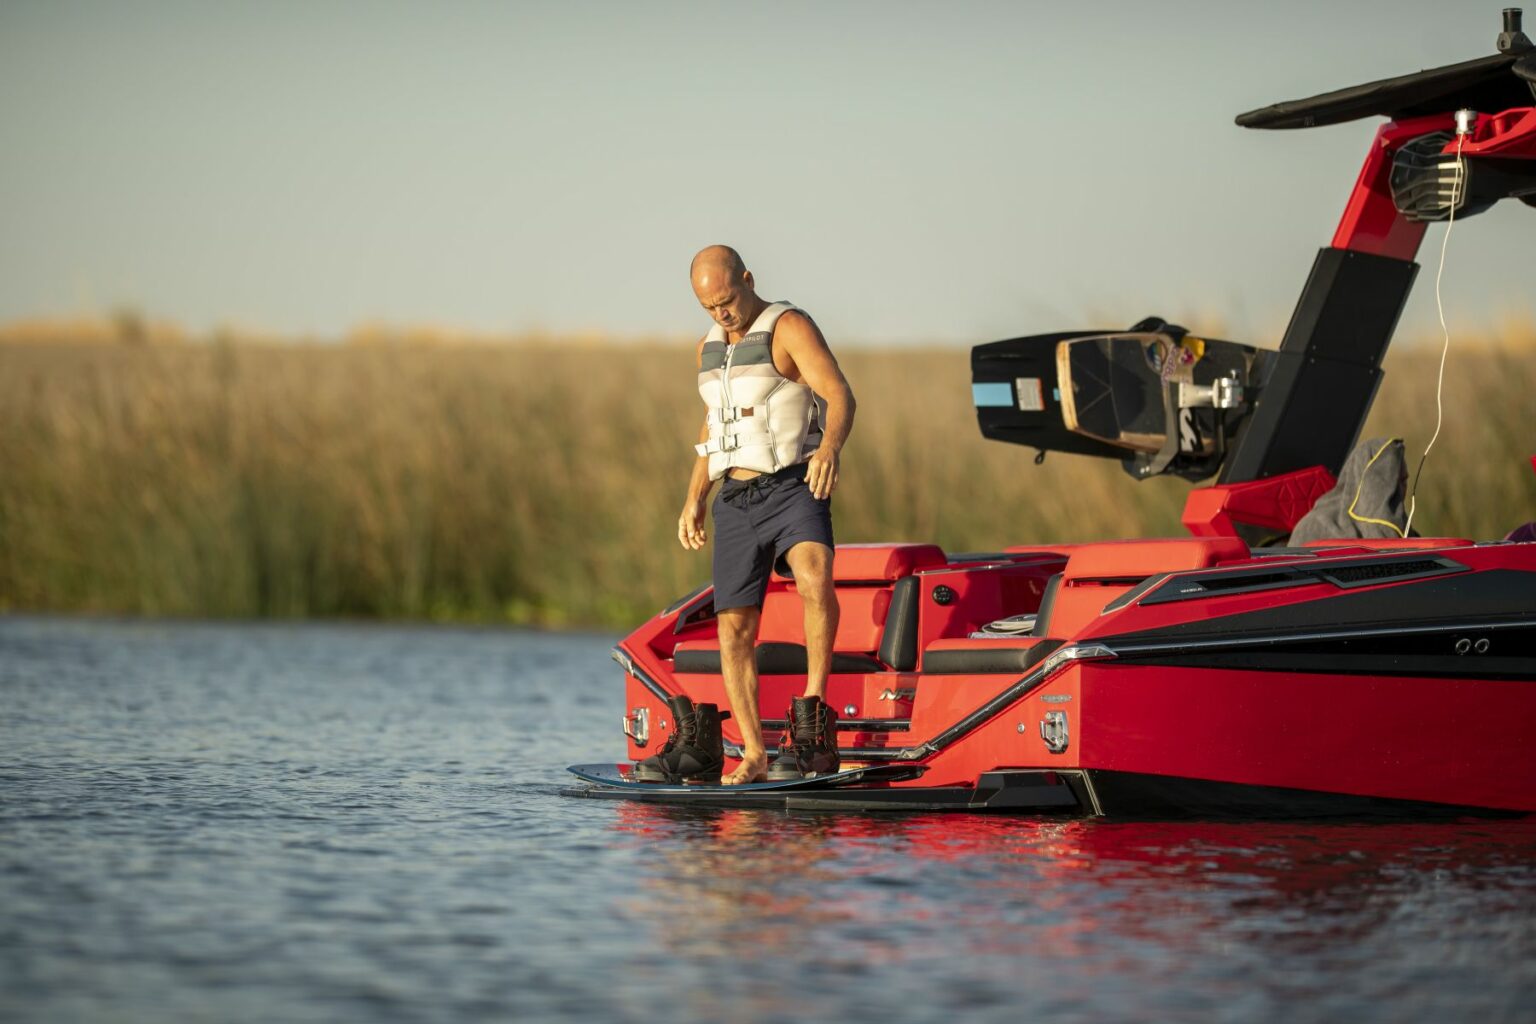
[1086,769,1528,819]
[1106,568,1536,644]
[1101,619,1536,680]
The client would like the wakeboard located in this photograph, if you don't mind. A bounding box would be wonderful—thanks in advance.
[567,762,924,791]
[562,762,927,805]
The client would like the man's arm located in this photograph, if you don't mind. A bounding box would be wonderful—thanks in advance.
[679,337,715,550]
[775,311,855,501]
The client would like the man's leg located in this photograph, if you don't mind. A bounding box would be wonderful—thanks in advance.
[782,541,838,699]
[717,606,767,785]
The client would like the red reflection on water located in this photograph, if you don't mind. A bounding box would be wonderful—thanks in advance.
[609,803,1536,968]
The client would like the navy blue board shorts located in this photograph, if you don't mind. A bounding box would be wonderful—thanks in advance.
[712,462,834,611]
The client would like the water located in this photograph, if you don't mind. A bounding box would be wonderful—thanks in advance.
[2,616,1534,1024]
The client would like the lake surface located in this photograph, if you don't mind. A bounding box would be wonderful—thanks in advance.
[2,616,1534,1024]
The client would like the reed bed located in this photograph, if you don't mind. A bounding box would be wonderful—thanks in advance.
[1,323,1532,626]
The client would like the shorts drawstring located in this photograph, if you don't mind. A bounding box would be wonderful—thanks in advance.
[721,473,793,510]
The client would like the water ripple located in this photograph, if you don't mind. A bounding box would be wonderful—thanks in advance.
[2,615,1535,1024]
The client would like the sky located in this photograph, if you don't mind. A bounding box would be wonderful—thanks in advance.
[1,0,1531,347]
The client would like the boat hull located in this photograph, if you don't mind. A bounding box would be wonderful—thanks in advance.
[599,539,1536,818]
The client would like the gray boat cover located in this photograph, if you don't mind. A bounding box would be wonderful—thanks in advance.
[1290,437,1413,545]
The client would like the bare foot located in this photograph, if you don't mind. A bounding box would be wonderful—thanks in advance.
[721,757,768,786]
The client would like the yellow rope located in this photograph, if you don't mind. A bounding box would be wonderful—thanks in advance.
[1346,438,1407,538]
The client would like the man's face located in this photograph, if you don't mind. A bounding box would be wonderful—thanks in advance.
[694,271,754,332]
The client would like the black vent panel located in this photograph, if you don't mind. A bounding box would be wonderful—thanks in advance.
[1198,570,1306,593]
[1316,558,1461,588]
[1138,555,1469,606]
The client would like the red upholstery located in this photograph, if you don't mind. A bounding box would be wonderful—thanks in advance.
[772,543,947,583]
[1182,467,1335,538]
[1061,537,1250,581]
[761,586,891,651]
[674,583,895,664]
[674,545,945,670]
[833,543,947,580]
[671,638,882,675]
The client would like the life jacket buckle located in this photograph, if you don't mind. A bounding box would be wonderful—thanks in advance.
[713,405,755,425]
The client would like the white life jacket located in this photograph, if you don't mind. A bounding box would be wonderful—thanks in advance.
[695,301,824,481]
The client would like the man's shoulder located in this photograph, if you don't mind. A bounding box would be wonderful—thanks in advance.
[771,307,826,348]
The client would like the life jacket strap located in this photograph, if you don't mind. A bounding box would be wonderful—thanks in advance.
[695,430,774,457]
[705,405,760,426]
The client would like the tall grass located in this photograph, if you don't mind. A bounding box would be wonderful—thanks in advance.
[1,323,1532,626]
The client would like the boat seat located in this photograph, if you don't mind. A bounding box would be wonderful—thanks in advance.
[1057,537,1251,580]
[773,542,947,583]
[759,585,891,652]
[673,641,883,675]
[921,636,1052,674]
[673,546,943,676]
[1035,537,1251,638]
[673,572,925,674]
[676,559,932,677]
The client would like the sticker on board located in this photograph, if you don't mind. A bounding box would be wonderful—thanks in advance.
[1015,377,1045,412]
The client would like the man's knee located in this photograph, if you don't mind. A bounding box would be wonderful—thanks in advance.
[717,608,760,652]
[785,544,836,606]
[800,578,837,613]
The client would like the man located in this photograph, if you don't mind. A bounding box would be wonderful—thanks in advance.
[671,244,855,786]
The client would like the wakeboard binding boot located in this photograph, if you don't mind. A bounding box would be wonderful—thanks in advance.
[633,695,726,785]
[767,695,840,781]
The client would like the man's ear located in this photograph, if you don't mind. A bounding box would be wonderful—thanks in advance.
[742,270,755,292]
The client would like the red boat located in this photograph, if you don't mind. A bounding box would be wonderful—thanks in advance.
[570,10,1536,817]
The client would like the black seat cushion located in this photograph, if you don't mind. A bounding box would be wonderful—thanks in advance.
[674,641,884,675]
[1031,574,1063,638]
[922,639,1062,674]
[878,575,921,671]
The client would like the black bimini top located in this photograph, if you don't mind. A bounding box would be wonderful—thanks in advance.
[1237,51,1536,130]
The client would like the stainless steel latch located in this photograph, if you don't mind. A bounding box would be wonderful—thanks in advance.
[1040,711,1069,754]
[622,705,650,747]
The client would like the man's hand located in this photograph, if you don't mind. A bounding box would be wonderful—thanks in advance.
[805,446,840,500]
[678,498,708,550]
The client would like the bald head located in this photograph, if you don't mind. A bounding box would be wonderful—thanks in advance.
[690,245,746,289]
[690,244,764,336]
